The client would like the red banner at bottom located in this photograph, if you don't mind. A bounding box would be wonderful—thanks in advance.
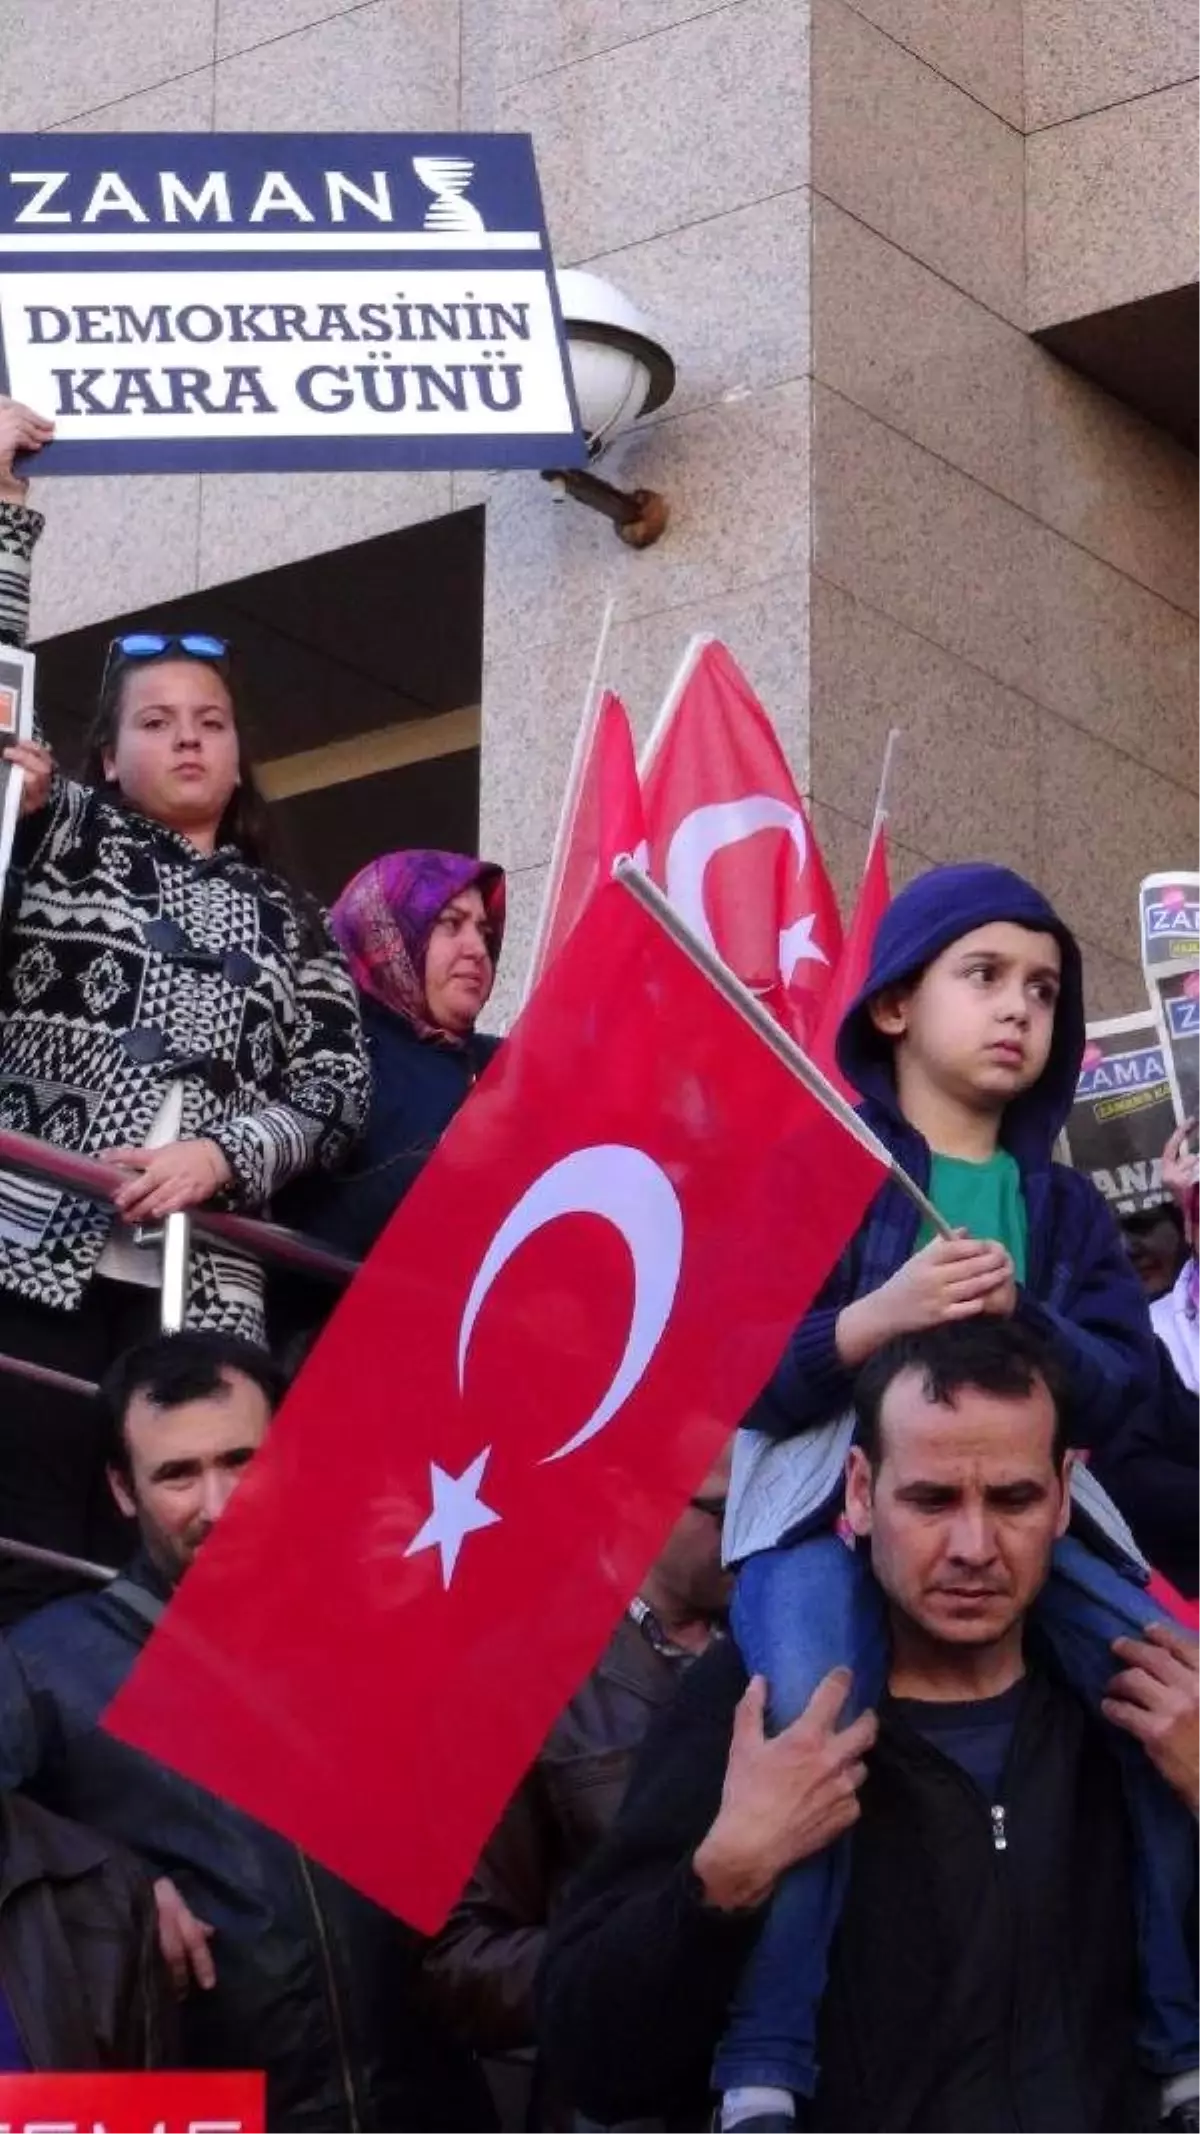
[0,2070,264,2132]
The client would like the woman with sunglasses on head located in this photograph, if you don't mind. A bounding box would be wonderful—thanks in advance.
[0,399,370,1619]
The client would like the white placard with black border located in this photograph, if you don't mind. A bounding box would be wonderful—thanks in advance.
[0,134,584,475]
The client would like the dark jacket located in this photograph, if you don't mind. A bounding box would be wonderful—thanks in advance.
[539,1641,1158,2133]
[1091,1343,1200,1597]
[279,996,499,1263]
[425,1612,693,2057]
[750,867,1156,1465]
[0,1555,495,2133]
[0,1789,171,2070]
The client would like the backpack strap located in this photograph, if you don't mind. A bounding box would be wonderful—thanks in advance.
[103,1575,166,1637]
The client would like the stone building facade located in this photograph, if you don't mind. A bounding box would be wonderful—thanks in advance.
[14,0,1198,1025]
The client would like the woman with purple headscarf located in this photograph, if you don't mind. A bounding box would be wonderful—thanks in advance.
[278,849,506,1264]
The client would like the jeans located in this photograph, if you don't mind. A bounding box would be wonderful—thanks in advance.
[714,1531,1199,2097]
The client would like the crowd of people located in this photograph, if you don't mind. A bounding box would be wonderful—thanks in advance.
[0,393,1194,2133]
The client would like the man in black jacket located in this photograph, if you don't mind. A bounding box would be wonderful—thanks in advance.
[0,1789,171,2069]
[0,1330,494,2133]
[540,1321,1199,2133]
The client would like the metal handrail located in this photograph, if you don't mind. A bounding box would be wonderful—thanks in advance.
[0,1349,98,1400]
[0,1126,359,1406]
[0,1128,359,1285]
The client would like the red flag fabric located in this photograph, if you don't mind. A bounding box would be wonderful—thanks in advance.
[1146,1569,1199,1633]
[529,689,646,989]
[640,638,843,1047]
[106,881,887,1934]
[811,824,892,1099]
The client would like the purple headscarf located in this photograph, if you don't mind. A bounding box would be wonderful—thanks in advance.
[331,849,506,1045]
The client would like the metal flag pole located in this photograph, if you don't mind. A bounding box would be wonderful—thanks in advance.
[523,593,618,1004]
[0,1535,115,1584]
[614,859,953,1238]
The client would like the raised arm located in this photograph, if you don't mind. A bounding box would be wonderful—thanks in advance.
[0,397,52,649]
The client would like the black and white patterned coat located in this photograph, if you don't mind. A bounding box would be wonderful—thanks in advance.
[0,504,369,1339]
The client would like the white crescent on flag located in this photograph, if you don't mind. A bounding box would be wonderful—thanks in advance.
[458,1143,684,1465]
[664,795,829,983]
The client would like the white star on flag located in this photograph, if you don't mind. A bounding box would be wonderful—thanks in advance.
[780,911,829,980]
[404,1447,502,1589]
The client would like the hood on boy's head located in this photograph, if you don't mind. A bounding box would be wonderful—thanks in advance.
[835,863,1085,1157]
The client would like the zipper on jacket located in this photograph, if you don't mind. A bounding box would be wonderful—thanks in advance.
[991,1803,1008,1852]
[295,1850,362,2133]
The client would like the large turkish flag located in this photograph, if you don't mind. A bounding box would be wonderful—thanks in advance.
[106,879,886,1933]
[641,638,843,1048]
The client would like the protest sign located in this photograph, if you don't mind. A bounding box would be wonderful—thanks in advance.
[0,134,583,474]
[1139,872,1200,1128]
[0,642,34,895]
[0,2069,264,2132]
[1060,1011,1175,1215]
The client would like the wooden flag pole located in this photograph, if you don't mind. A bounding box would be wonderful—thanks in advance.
[635,631,711,779]
[870,727,900,844]
[615,859,952,1238]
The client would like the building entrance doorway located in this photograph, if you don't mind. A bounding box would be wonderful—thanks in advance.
[32,505,485,908]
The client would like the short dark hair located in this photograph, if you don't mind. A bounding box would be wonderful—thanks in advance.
[1122,1203,1185,1242]
[100,1330,285,1478]
[854,1320,1072,1472]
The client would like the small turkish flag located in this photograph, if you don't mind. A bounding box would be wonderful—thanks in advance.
[641,638,843,1047]
[105,880,886,1933]
[529,689,646,990]
[811,824,892,1099]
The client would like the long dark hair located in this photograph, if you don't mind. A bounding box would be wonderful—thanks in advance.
[82,652,279,873]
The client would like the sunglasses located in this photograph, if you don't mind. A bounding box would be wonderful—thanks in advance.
[101,631,232,698]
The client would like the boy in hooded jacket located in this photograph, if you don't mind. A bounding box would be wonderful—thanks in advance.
[716,864,1198,2133]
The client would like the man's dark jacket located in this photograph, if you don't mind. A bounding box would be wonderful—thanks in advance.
[426,1611,697,2131]
[0,1789,170,2068]
[1091,1344,1199,1597]
[539,1640,1160,2132]
[426,1612,689,2054]
[0,1555,495,2133]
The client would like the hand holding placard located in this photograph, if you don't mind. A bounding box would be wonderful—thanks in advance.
[0,394,53,496]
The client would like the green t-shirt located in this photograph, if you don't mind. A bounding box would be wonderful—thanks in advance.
[916,1150,1028,1280]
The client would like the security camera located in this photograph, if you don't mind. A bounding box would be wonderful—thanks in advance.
[555,269,676,461]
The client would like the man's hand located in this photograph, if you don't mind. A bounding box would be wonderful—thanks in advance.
[154,1876,216,1996]
[693,1670,877,1912]
[0,397,54,501]
[1102,1622,1199,1816]
[100,1137,234,1222]
[837,1234,1015,1366]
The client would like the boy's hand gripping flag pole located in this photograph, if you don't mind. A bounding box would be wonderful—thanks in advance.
[104,862,944,1938]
